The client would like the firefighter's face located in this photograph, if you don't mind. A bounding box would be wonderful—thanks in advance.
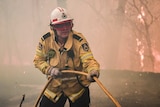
[53,21,72,38]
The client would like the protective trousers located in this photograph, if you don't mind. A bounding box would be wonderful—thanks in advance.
[39,88,90,107]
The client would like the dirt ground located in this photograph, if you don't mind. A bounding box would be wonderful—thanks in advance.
[0,67,160,107]
[89,70,160,107]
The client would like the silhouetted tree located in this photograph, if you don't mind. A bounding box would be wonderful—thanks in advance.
[125,0,160,71]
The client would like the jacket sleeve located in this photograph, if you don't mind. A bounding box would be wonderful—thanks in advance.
[33,38,50,74]
[79,36,100,73]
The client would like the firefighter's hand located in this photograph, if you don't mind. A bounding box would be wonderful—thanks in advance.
[48,67,62,78]
[87,70,99,82]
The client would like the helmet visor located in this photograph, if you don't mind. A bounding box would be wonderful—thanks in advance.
[53,20,72,31]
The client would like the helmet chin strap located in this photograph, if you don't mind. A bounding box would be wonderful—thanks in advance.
[71,23,74,28]
[49,22,54,30]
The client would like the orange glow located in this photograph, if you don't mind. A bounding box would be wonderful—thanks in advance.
[136,38,144,68]
[137,6,145,24]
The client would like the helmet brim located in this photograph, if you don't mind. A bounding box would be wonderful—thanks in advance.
[51,18,73,25]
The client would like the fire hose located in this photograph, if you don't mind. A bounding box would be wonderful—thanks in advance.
[34,70,122,107]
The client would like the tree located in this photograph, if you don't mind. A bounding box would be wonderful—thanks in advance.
[125,0,160,71]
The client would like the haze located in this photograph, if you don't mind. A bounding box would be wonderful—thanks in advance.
[0,0,160,107]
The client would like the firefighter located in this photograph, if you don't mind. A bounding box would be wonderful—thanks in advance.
[33,7,100,107]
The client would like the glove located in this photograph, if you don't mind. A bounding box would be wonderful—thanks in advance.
[87,70,99,82]
[48,67,62,78]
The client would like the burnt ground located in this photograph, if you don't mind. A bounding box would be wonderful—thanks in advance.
[0,66,160,107]
[90,70,160,107]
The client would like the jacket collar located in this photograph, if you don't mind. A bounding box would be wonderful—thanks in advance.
[64,31,73,51]
[51,30,73,51]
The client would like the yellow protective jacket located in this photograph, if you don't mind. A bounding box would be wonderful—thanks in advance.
[33,30,100,102]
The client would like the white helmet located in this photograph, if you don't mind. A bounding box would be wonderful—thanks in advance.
[50,7,73,25]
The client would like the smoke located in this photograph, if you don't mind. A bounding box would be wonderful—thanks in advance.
[0,0,160,72]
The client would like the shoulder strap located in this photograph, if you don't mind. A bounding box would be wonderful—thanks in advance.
[41,32,51,41]
[73,34,83,42]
